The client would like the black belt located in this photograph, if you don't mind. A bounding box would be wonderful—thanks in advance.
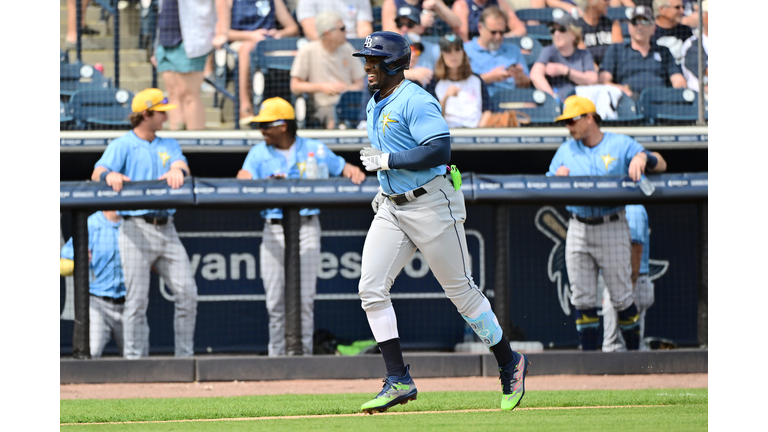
[91,294,126,304]
[125,214,169,225]
[571,213,619,225]
[266,215,316,225]
[385,187,428,205]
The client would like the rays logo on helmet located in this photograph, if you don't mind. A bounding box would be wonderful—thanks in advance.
[364,35,372,48]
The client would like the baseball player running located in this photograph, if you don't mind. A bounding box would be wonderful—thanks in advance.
[91,88,198,359]
[548,95,666,351]
[354,31,529,413]
[602,204,662,351]
[60,211,128,358]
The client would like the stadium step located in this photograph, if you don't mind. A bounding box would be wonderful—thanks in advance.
[78,49,149,64]
[60,4,142,38]
[60,35,141,50]
[99,62,154,80]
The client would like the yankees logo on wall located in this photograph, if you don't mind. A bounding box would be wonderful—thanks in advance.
[534,206,670,316]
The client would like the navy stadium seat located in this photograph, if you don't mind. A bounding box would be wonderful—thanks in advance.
[68,88,134,130]
[603,95,644,124]
[489,89,561,125]
[514,8,566,23]
[60,63,110,98]
[251,38,303,109]
[372,6,382,32]
[607,7,632,22]
[60,50,68,63]
[504,36,543,69]
[60,100,73,130]
[638,87,707,125]
[336,91,363,129]
[524,24,552,42]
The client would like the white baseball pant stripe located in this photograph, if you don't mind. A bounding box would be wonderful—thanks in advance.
[260,216,320,356]
[119,217,198,359]
[359,175,485,317]
[89,296,125,358]
[602,275,654,352]
[566,209,634,311]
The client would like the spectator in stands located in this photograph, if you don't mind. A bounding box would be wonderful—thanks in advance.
[598,5,685,99]
[153,0,230,131]
[392,6,442,86]
[426,33,493,128]
[530,14,597,101]
[64,0,100,51]
[545,0,583,16]
[90,88,198,359]
[60,211,127,359]
[290,11,366,129]
[297,0,373,41]
[680,0,706,93]
[627,0,700,28]
[453,0,526,42]
[227,0,299,120]
[576,0,623,66]
[464,7,531,96]
[236,97,365,356]
[651,0,692,64]
[382,0,461,35]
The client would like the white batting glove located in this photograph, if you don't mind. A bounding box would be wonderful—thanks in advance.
[360,147,390,172]
[371,187,386,214]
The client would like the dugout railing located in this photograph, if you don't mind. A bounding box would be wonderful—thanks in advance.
[60,173,707,358]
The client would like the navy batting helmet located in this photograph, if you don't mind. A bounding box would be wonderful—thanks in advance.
[353,31,411,75]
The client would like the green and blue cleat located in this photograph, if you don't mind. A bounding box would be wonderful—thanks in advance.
[361,364,418,414]
[499,351,530,410]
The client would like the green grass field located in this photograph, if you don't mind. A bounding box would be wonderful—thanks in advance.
[60,388,707,431]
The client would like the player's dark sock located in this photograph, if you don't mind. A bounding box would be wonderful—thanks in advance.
[618,303,641,350]
[490,334,515,367]
[378,338,406,377]
[575,308,599,350]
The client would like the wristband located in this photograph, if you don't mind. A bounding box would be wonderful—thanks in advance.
[99,171,110,182]
[643,151,658,169]
[179,168,189,177]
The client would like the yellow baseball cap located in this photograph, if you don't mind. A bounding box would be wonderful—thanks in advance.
[249,97,296,123]
[554,95,599,122]
[131,88,177,113]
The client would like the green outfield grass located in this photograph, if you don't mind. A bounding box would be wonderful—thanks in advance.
[60,388,707,431]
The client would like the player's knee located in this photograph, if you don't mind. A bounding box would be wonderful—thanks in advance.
[617,303,640,330]
[462,311,503,347]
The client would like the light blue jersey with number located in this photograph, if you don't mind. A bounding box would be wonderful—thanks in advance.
[366,80,451,195]
[94,131,187,217]
[626,204,650,274]
[546,132,645,218]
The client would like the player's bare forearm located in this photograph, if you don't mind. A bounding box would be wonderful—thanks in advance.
[631,243,642,283]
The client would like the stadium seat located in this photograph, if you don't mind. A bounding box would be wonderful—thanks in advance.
[514,8,566,23]
[602,95,644,124]
[607,7,632,21]
[251,37,303,109]
[490,89,561,125]
[60,49,68,63]
[524,24,552,42]
[68,88,134,130]
[60,63,110,98]
[336,91,363,129]
[372,6,382,32]
[638,87,707,125]
[60,100,73,130]
[348,38,366,51]
[504,36,543,69]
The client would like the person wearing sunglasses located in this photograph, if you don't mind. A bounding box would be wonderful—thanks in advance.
[464,6,531,96]
[290,11,366,129]
[547,95,666,352]
[530,14,598,101]
[381,0,461,35]
[452,0,527,42]
[598,5,685,99]
[236,97,365,356]
[650,0,693,64]
[427,33,494,128]
[90,88,198,360]
[296,0,374,41]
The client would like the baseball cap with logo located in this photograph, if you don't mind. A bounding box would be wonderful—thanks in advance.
[396,6,421,26]
[629,5,654,22]
[555,95,601,123]
[248,97,296,123]
[131,88,177,113]
[439,33,463,51]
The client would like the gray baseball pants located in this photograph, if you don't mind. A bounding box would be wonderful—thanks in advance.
[566,209,634,311]
[260,216,320,356]
[602,275,654,352]
[89,295,124,358]
[359,175,485,317]
[119,217,198,359]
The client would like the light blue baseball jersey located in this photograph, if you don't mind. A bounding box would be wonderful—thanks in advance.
[546,132,645,218]
[94,131,188,217]
[61,212,126,299]
[625,204,650,274]
[241,136,346,219]
[366,80,450,195]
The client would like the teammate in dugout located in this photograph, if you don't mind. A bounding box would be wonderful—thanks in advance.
[91,88,198,359]
[547,95,667,351]
[60,211,132,358]
[354,31,530,413]
[236,97,366,356]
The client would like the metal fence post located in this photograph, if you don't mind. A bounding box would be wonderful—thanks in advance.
[697,200,708,348]
[72,210,90,359]
[696,0,705,125]
[494,204,510,336]
[75,0,82,63]
[283,207,303,355]
[233,52,241,130]
[114,4,120,88]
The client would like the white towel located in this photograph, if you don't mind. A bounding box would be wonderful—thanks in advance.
[575,85,624,120]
